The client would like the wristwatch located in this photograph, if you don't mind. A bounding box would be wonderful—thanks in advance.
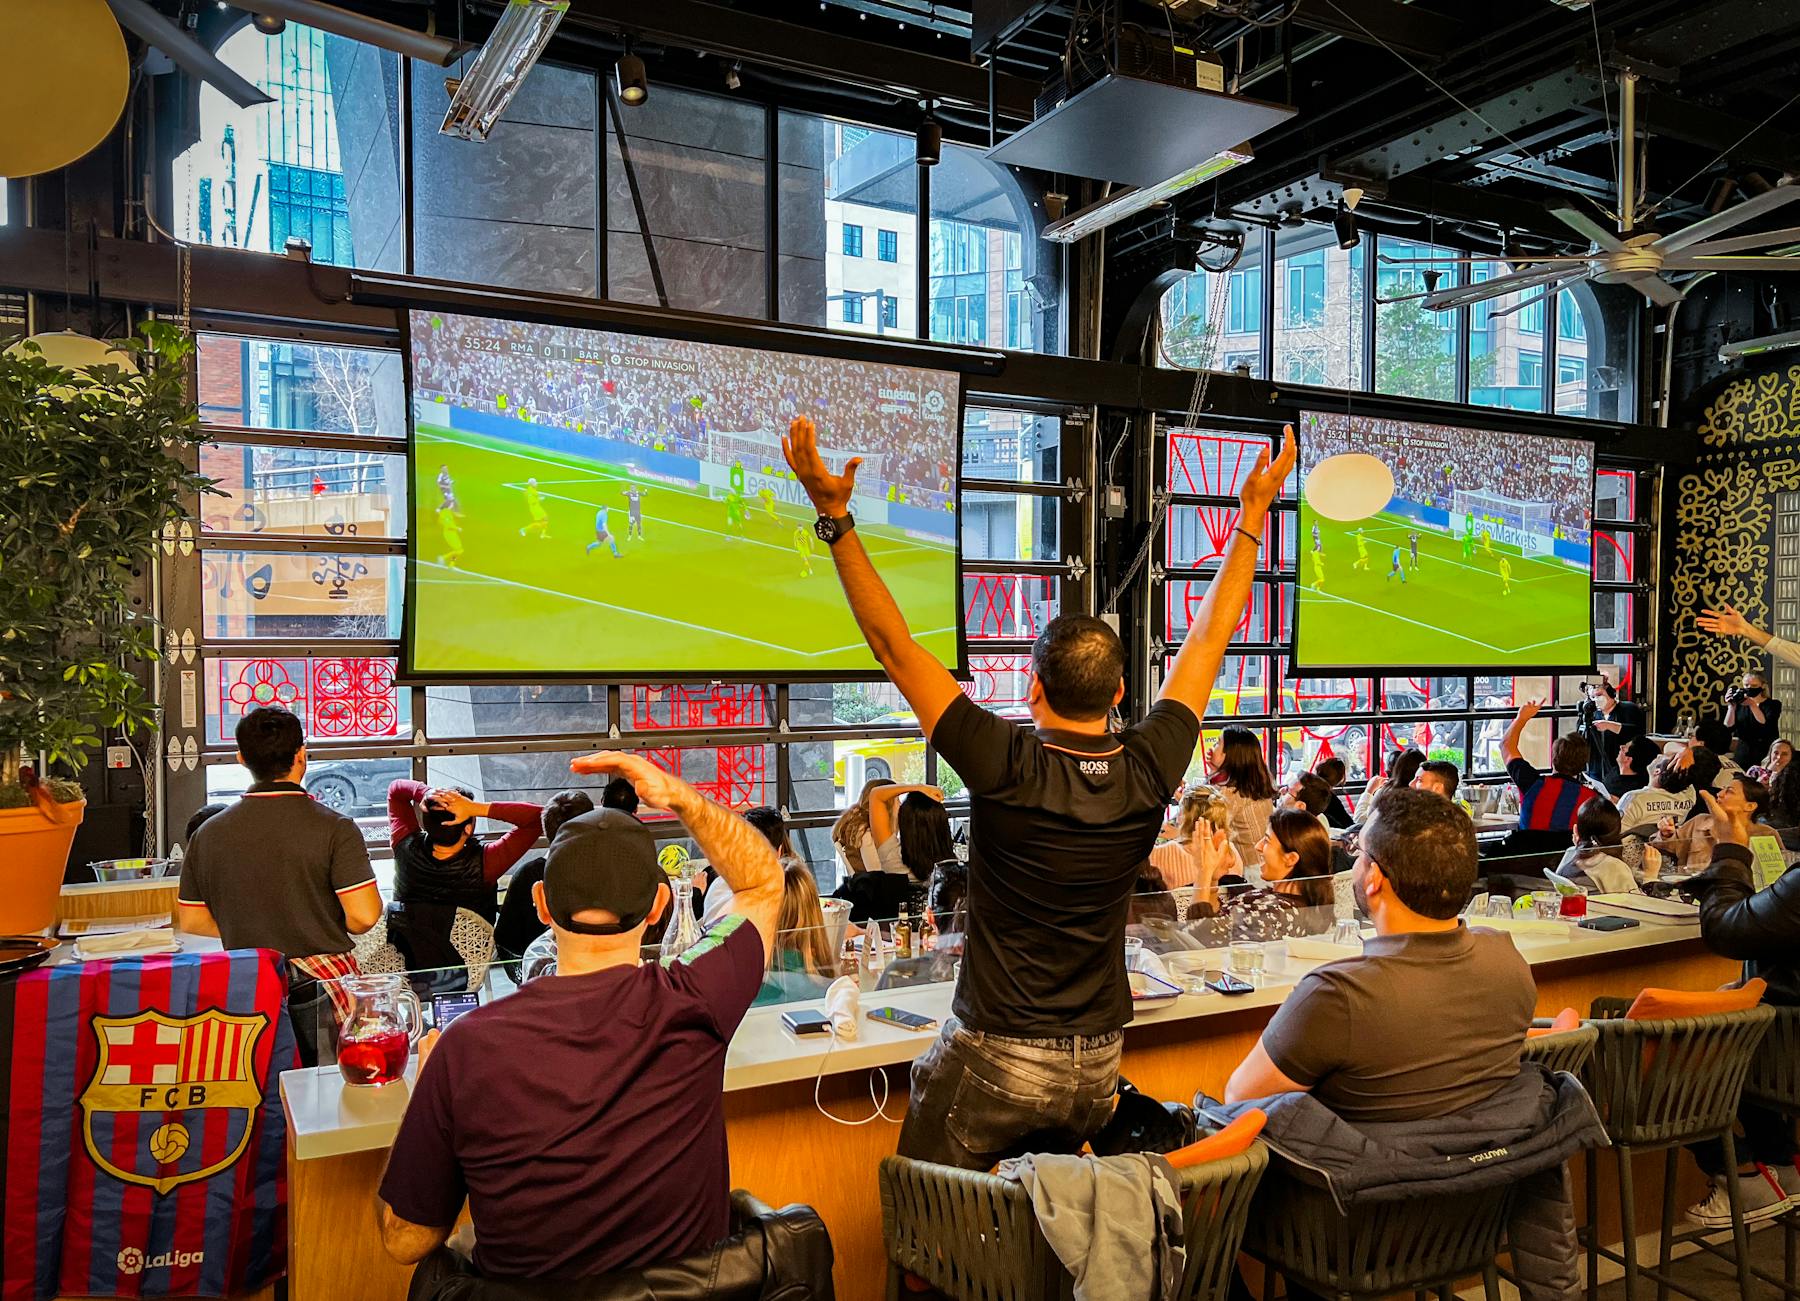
[814,513,855,545]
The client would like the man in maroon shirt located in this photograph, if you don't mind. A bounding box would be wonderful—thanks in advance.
[386,779,543,924]
[376,751,783,1284]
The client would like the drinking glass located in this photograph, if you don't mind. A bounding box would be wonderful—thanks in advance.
[1531,892,1562,921]
[1330,919,1363,948]
[1487,895,1514,920]
[1228,941,1265,980]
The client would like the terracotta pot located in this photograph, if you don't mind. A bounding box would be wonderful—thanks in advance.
[0,798,86,934]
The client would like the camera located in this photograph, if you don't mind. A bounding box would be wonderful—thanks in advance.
[1727,686,1748,704]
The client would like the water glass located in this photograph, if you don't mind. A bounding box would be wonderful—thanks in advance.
[1487,895,1514,920]
[1228,941,1266,980]
[1330,919,1363,948]
[1531,892,1561,921]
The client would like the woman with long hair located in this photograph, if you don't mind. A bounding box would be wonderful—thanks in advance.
[1553,799,1636,894]
[1187,808,1334,942]
[1751,738,1794,788]
[830,776,895,877]
[1651,775,1782,872]
[1150,784,1242,887]
[833,790,945,924]
[1207,725,1277,868]
[755,862,840,1006]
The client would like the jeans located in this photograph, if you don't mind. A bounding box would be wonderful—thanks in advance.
[1690,1101,1799,1176]
[896,1018,1123,1171]
[288,979,338,1069]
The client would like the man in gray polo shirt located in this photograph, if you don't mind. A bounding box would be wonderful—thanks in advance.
[1226,787,1536,1122]
[179,707,382,1065]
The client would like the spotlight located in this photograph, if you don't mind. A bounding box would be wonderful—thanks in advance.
[616,49,648,107]
[916,105,941,167]
[1422,269,1444,294]
[1043,191,1068,222]
[1333,198,1359,250]
[251,12,287,34]
[1341,186,1364,211]
[724,60,742,91]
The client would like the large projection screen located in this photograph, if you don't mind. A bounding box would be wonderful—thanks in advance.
[1293,409,1595,673]
[404,309,964,680]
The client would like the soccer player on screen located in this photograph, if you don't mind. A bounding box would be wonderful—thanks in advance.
[1353,528,1371,571]
[621,485,648,540]
[1408,530,1420,570]
[1499,555,1514,595]
[435,505,464,569]
[1309,549,1326,590]
[794,524,816,577]
[436,464,458,511]
[758,486,782,527]
[724,488,748,539]
[585,506,621,559]
[1386,546,1408,585]
[1463,514,1476,560]
[1481,527,1494,556]
[1311,521,1321,553]
[519,478,550,539]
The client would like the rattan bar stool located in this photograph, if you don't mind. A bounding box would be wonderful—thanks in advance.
[1241,1159,1515,1301]
[878,1143,1267,1301]
[1522,1023,1601,1077]
[1579,999,1776,1301]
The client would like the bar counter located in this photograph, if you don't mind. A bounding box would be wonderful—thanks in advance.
[282,921,1738,1301]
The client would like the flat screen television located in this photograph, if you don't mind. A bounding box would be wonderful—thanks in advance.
[403,309,964,680]
[1292,409,1594,673]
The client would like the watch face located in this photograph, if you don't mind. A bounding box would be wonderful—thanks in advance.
[814,516,837,543]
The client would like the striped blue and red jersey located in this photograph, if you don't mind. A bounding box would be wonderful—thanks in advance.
[1507,757,1597,832]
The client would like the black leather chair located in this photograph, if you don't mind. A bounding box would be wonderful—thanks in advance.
[407,1192,835,1301]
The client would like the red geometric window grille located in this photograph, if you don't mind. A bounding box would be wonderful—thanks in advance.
[962,653,1033,715]
[965,574,1057,640]
[1595,531,1633,582]
[626,684,766,731]
[1166,431,1264,566]
[310,657,399,737]
[638,745,769,810]
[1165,579,1270,644]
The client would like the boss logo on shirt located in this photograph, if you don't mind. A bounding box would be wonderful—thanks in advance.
[1079,759,1111,777]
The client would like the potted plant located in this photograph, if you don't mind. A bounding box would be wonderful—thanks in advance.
[0,322,210,933]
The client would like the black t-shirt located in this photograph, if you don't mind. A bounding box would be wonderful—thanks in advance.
[1732,697,1783,767]
[831,870,926,925]
[930,694,1200,1037]
[393,833,495,920]
[1321,792,1354,830]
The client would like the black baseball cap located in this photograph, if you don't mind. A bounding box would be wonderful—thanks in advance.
[542,809,666,935]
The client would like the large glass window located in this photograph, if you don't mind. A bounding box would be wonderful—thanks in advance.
[1273,228,1364,388]
[1554,288,1596,416]
[1374,239,1461,401]
[1469,261,1547,412]
[929,145,1049,353]
[175,23,402,271]
[1159,243,1267,376]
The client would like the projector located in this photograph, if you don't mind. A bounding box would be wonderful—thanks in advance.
[1034,26,1224,120]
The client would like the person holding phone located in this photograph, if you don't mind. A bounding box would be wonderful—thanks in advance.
[1724,671,1783,771]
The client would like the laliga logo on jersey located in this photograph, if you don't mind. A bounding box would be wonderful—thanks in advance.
[81,1010,269,1195]
[1079,759,1111,777]
[117,1247,204,1276]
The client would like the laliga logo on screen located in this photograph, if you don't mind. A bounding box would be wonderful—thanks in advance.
[117,1247,204,1275]
[924,389,946,414]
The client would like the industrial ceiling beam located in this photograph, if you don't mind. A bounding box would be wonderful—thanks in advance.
[560,0,1040,120]
[1288,0,1474,62]
[1637,90,1800,179]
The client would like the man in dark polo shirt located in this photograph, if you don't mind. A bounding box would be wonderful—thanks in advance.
[376,751,783,1283]
[177,707,382,1066]
[1492,697,1595,858]
[784,414,1295,1169]
[1226,787,1536,1120]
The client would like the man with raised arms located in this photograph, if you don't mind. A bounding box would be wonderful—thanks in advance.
[783,413,1294,1170]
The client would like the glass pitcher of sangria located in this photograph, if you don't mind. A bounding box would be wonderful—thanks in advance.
[335,974,423,1087]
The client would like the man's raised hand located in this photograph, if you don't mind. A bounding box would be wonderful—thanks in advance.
[1238,423,1298,521]
[569,750,693,813]
[783,416,862,517]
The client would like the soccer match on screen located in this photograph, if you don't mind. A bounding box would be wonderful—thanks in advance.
[406,310,962,677]
[1294,409,1594,670]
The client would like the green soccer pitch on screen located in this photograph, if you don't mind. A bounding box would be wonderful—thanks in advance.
[404,309,963,679]
[1292,409,1595,672]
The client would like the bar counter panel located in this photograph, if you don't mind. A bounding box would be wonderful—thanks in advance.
[283,924,1739,1301]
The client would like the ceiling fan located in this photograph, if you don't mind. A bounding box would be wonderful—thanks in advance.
[1384,71,1800,315]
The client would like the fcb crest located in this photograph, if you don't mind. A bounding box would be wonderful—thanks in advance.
[79,1009,269,1195]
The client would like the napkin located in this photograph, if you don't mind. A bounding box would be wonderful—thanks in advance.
[824,976,859,1040]
[75,929,182,960]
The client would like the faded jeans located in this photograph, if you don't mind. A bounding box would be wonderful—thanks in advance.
[897,1018,1123,1171]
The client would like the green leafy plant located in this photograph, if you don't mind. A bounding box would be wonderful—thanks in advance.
[0,322,211,803]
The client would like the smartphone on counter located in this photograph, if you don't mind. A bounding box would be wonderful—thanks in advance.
[431,992,480,1028]
[867,1006,939,1032]
[1204,972,1256,996]
[1579,916,1639,932]
[781,1009,833,1036]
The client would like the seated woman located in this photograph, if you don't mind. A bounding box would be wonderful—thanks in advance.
[1188,808,1335,943]
[829,775,895,879]
[1312,755,1355,830]
[1651,776,1782,872]
[1150,784,1242,887]
[754,862,840,1006]
[1129,861,1204,953]
[1551,798,1638,894]
[1207,726,1278,867]
[832,790,946,925]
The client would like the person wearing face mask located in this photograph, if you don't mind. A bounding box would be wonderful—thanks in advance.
[385,780,544,975]
[1725,671,1783,771]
